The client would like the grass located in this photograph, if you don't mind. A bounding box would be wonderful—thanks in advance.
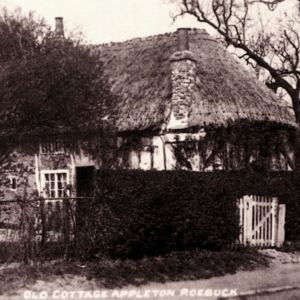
[0,248,269,295]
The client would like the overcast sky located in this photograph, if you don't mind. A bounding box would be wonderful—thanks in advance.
[0,0,204,44]
[0,0,296,44]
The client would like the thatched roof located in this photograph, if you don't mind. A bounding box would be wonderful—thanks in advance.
[96,28,295,132]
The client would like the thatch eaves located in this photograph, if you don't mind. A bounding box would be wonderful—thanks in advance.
[96,29,295,132]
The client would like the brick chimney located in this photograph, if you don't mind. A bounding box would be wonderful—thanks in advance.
[167,28,197,130]
[55,17,64,38]
[177,28,190,51]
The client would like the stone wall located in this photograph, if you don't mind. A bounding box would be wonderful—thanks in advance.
[0,151,37,201]
[0,151,37,242]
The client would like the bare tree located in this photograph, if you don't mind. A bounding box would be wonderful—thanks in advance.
[176,0,300,167]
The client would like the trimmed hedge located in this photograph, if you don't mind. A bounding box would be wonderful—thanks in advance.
[76,170,300,259]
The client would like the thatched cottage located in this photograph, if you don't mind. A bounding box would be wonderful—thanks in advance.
[0,20,295,200]
[95,27,295,174]
[0,18,296,248]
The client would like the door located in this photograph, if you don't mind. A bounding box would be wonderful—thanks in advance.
[76,166,95,229]
[76,166,95,197]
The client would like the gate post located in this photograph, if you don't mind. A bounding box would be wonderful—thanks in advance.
[39,197,46,250]
[244,195,253,245]
[238,198,244,244]
[272,197,278,246]
[63,196,70,259]
[277,204,286,247]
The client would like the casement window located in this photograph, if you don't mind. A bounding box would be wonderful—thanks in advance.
[119,145,155,170]
[40,140,65,154]
[41,170,69,198]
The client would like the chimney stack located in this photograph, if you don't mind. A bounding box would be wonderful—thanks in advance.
[55,17,64,38]
[177,28,190,51]
[167,28,197,130]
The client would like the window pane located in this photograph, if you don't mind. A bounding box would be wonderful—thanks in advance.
[12,178,17,189]
[61,173,67,182]
[58,189,63,198]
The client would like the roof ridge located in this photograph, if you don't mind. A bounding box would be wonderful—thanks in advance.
[94,28,209,49]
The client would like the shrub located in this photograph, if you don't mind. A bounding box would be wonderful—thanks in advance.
[77,171,228,258]
[76,170,300,259]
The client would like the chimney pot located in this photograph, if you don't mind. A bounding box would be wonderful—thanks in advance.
[55,17,64,38]
[177,28,190,51]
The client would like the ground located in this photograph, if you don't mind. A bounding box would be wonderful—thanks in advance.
[0,249,300,300]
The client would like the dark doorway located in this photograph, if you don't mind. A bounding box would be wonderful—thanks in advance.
[75,166,95,233]
[76,166,95,197]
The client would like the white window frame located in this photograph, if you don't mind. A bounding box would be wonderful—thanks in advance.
[40,169,69,198]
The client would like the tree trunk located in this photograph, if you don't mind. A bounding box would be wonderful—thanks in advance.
[293,96,300,171]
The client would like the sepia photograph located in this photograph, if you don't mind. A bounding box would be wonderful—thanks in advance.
[0,0,299,299]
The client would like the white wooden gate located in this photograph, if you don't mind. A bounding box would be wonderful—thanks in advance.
[238,195,286,247]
